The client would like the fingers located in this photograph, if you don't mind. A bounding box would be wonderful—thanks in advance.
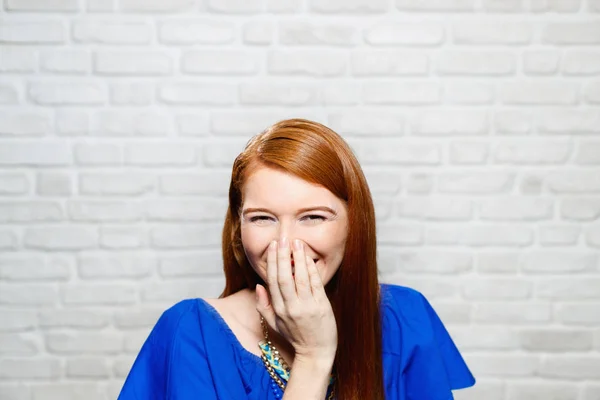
[306,256,327,302]
[266,240,284,311]
[255,284,277,331]
[277,237,296,302]
[292,239,311,299]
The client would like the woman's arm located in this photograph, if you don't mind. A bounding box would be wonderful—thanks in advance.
[283,356,335,400]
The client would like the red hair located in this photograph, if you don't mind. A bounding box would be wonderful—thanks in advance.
[220,118,384,400]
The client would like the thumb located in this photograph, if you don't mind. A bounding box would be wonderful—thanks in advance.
[255,284,277,332]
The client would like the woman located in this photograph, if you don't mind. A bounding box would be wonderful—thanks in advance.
[118,119,476,399]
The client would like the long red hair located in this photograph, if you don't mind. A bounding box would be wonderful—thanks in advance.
[220,118,384,400]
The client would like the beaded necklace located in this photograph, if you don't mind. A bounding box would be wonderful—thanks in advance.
[258,317,335,400]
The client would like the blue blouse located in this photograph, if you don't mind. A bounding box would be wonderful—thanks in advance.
[118,284,475,400]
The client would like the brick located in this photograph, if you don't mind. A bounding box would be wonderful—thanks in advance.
[113,308,162,329]
[24,227,97,250]
[146,199,227,222]
[537,278,600,299]
[436,51,515,76]
[563,51,600,75]
[0,83,19,104]
[439,172,514,194]
[110,82,155,106]
[523,51,560,75]
[309,0,388,12]
[543,22,600,45]
[530,0,582,12]
[539,225,581,246]
[0,202,62,223]
[37,172,73,196]
[74,144,121,166]
[0,21,65,44]
[38,309,110,329]
[364,23,444,46]
[0,359,61,379]
[68,201,143,222]
[0,333,38,356]
[210,111,322,135]
[5,0,78,11]
[587,226,600,248]
[28,82,106,105]
[481,0,526,12]
[243,21,273,45]
[575,141,600,164]
[494,110,533,135]
[63,284,136,305]
[266,0,301,12]
[206,0,263,13]
[0,47,36,72]
[151,224,222,248]
[124,143,197,166]
[0,310,37,332]
[66,358,110,378]
[521,252,597,274]
[0,256,71,281]
[450,326,519,350]
[351,51,428,76]
[430,225,533,246]
[453,22,532,45]
[46,332,122,354]
[181,50,259,75]
[0,384,31,400]
[159,252,223,277]
[159,83,236,105]
[91,110,169,137]
[397,198,472,220]
[476,252,519,274]
[561,199,600,221]
[388,277,458,299]
[449,142,489,164]
[87,0,114,11]
[397,251,472,274]
[159,171,230,196]
[0,111,50,136]
[463,278,531,299]
[0,231,18,250]
[479,198,553,221]
[268,50,346,77]
[321,83,361,105]
[113,357,135,378]
[141,279,225,302]
[445,83,494,105]
[80,173,155,195]
[78,253,154,279]
[473,303,551,324]
[548,171,600,193]
[540,356,600,379]
[452,380,504,400]
[584,385,600,400]
[328,112,404,135]
[279,22,358,46]
[100,226,148,249]
[495,140,571,164]
[159,20,235,44]
[176,113,210,136]
[357,141,440,165]
[507,382,579,400]
[240,82,318,106]
[396,0,475,11]
[32,383,105,400]
[0,284,59,306]
[364,82,440,105]
[120,0,196,12]
[537,110,600,134]
[39,50,89,74]
[56,110,89,136]
[587,81,600,103]
[501,82,578,105]
[556,303,600,325]
[94,51,172,76]
[467,354,539,377]
[73,20,150,44]
[411,110,488,135]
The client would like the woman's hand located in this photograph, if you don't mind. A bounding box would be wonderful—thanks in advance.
[255,237,338,362]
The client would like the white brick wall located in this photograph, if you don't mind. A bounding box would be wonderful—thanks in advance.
[0,1,599,399]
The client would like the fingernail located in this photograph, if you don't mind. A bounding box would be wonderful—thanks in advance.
[269,240,277,250]
[279,237,288,249]
[293,239,301,251]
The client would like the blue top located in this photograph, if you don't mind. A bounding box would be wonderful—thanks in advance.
[118,284,475,400]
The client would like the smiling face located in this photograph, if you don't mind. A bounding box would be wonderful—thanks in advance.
[240,165,348,287]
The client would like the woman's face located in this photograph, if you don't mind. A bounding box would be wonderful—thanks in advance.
[240,166,348,287]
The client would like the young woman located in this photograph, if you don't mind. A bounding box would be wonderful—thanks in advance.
[118,119,475,400]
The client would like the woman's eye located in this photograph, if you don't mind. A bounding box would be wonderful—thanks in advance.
[249,216,272,223]
[302,215,326,222]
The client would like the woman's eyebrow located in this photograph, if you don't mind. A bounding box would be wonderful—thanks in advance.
[242,206,337,216]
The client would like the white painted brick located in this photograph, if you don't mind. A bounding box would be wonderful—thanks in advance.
[436,52,515,76]
[468,354,539,377]
[591,0,600,11]
[113,357,135,378]
[159,171,233,196]
[445,83,494,105]
[364,82,440,105]
[94,51,172,76]
[100,226,148,249]
[0,21,65,44]
[66,358,110,379]
[0,310,37,332]
[397,251,472,274]
[176,113,210,136]
[376,223,423,245]
[78,253,154,279]
[151,224,222,248]
[539,225,581,246]
[560,199,600,221]
[502,82,578,105]
[146,199,227,222]
[463,278,531,299]
[309,0,389,13]
[411,110,488,135]
[583,385,600,400]
[386,277,458,299]
[68,201,143,222]
[56,110,89,136]
[453,22,532,45]
[358,141,440,165]
[123,331,148,353]
[0,256,71,281]
[507,382,579,400]
[0,82,19,104]
[159,83,236,105]
[79,173,155,195]
[540,356,600,379]
[328,112,404,135]
[434,225,533,247]
[124,143,197,166]
[0,111,50,136]
[120,0,196,12]
[268,50,346,77]
[73,20,151,44]
[430,301,471,324]
[0,384,31,400]
[547,171,600,193]
[0,333,38,356]
[113,308,162,329]
[321,82,361,105]
[0,47,36,72]
[449,142,489,164]
[0,359,61,379]
[159,251,223,277]
[452,380,504,400]
[396,0,475,11]
[243,21,273,45]
[141,278,224,302]
[438,172,514,194]
[473,303,551,324]
[575,140,600,164]
[24,227,97,250]
[5,0,78,11]
[266,0,302,12]
[522,252,597,274]
[28,82,106,105]
[530,0,582,12]
[364,23,444,46]
[91,110,169,137]
[351,51,429,76]
[476,253,519,274]
[519,174,548,196]
[536,278,600,299]
[0,231,18,250]
[555,303,600,325]
[209,111,322,135]
[74,144,121,166]
[397,198,472,220]
[110,83,154,106]
[495,140,571,164]
[481,0,526,12]
[450,326,519,350]
[479,198,553,221]
[563,51,600,75]
[0,284,59,306]
[240,82,318,106]
[159,20,235,45]
[87,0,114,12]
[32,383,106,400]
[38,309,110,329]
[181,50,259,75]
[523,51,560,75]
[0,202,62,223]
[543,22,600,45]
[279,22,358,46]
[586,81,600,103]
[206,0,263,13]
[587,226,600,248]
[537,109,600,135]
[494,110,533,135]
[39,50,89,74]
[47,332,122,354]
[36,172,73,196]
[62,284,136,305]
